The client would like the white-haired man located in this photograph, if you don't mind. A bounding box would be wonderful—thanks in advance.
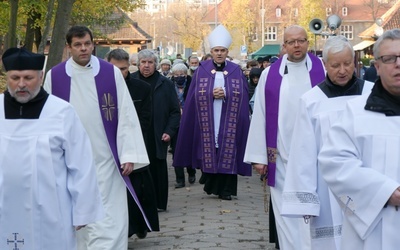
[319,28,400,250]
[281,35,374,250]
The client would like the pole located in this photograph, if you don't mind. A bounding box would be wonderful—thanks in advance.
[215,1,218,27]
[152,23,156,50]
[314,34,317,55]
[261,0,265,47]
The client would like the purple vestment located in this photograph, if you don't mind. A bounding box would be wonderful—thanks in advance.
[173,60,251,176]
[264,53,325,186]
[50,59,151,230]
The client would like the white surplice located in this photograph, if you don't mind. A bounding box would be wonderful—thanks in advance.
[213,71,225,147]
[281,81,373,250]
[319,94,400,250]
[0,95,104,250]
[244,54,325,250]
[44,56,149,250]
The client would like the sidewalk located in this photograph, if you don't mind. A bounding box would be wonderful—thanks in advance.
[128,153,276,250]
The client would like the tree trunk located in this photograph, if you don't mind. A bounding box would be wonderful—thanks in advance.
[38,0,56,54]
[24,10,39,51]
[45,0,76,73]
[34,26,42,51]
[6,0,19,50]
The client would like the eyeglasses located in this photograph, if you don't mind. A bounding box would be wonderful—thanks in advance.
[284,38,308,46]
[376,55,400,64]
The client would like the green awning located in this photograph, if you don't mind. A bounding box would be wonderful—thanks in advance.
[250,44,281,59]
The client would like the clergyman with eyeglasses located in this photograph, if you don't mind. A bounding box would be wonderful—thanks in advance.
[244,25,325,250]
[319,28,400,250]
[281,35,374,250]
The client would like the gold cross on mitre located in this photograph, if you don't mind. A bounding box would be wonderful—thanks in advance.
[101,93,116,121]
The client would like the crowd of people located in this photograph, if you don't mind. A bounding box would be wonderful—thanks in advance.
[2,22,400,250]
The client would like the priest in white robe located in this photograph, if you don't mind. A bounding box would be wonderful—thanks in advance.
[244,25,325,250]
[319,29,400,250]
[281,35,374,250]
[0,48,104,250]
[43,26,149,250]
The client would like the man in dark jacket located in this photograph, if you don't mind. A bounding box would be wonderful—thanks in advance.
[363,59,378,82]
[106,49,159,239]
[132,49,181,212]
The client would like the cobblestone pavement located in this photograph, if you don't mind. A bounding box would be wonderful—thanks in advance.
[128,154,276,250]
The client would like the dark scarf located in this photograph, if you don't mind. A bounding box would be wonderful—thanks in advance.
[365,79,400,116]
[139,70,160,91]
[4,87,48,119]
[318,74,364,98]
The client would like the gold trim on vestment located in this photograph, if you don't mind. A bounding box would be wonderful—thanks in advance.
[267,147,277,163]
[101,93,116,121]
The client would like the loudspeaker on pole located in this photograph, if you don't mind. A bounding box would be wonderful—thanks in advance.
[309,19,324,34]
[327,14,342,31]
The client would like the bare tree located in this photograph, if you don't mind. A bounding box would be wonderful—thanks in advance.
[363,0,388,20]
[220,0,258,53]
[168,2,210,55]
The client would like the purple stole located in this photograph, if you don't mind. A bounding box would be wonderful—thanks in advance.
[265,53,325,187]
[51,59,152,231]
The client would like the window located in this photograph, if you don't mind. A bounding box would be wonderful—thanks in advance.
[266,26,278,41]
[276,6,281,17]
[340,25,353,40]
[326,7,332,16]
[293,8,298,17]
[342,7,348,16]
[252,27,258,41]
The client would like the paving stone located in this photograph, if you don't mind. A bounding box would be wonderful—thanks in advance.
[128,154,276,250]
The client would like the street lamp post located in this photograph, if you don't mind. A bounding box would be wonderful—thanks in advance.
[261,0,265,47]
[152,22,156,50]
[215,0,218,27]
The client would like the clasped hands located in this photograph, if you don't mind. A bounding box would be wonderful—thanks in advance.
[213,87,225,100]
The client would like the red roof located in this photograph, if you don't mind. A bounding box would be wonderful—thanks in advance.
[202,0,392,24]
[359,0,400,39]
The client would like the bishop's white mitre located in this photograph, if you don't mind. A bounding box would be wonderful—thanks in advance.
[208,25,232,49]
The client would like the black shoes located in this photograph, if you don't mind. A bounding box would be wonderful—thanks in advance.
[188,175,196,184]
[219,195,232,200]
[136,230,147,239]
[175,182,185,188]
[175,176,195,188]
[199,174,206,184]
